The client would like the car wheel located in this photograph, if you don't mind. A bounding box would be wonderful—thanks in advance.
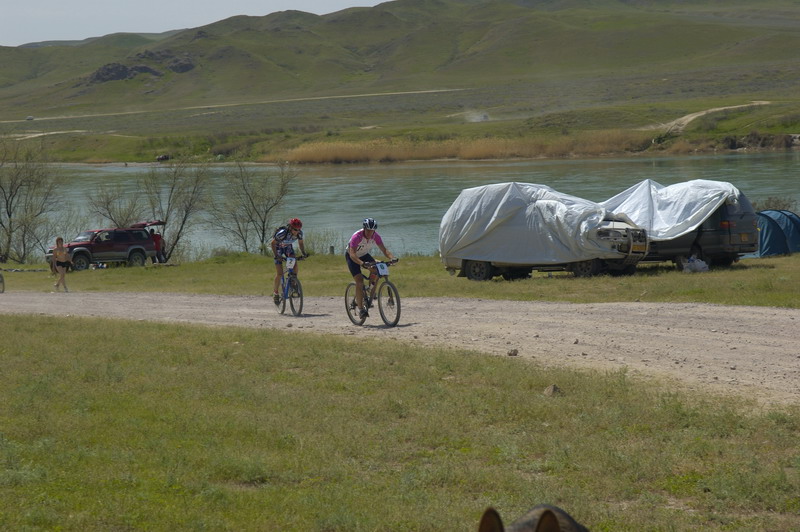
[72,254,91,271]
[128,251,146,267]
[571,259,602,278]
[464,260,493,281]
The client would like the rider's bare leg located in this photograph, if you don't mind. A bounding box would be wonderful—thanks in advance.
[354,272,365,308]
[367,271,378,301]
[273,263,284,295]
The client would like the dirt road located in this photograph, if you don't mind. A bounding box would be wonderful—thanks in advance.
[643,101,770,133]
[2,291,798,406]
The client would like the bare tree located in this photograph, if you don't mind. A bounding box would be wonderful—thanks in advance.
[142,158,209,261]
[208,161,297,254]
[0,139,61,264]
[44,207,91,250]
[87,185,144,229]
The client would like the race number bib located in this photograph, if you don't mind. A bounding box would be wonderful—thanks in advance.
[286,257,296,269]
[376,262,390,276]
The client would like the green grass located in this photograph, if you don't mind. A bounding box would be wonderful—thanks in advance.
[12,94,800,164]
[1,315,799,530]
[3,252,799,308]
[2,254,800,529]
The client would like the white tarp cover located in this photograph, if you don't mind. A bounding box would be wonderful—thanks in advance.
[600,179,743,242]
[438,182,635,265]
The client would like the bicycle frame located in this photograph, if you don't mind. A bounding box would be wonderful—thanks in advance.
[345,259,400,327]
[281,257,298,297]
[276,256,304,316]
[363,260,391,301]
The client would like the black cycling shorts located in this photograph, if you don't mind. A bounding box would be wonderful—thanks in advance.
[345,252,374,277]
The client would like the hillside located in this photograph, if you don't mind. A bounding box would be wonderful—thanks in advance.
[1,0,799,162]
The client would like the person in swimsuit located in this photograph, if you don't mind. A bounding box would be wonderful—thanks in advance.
[346,217,395,318]
[271,218,307,305]
[52,237,72,292]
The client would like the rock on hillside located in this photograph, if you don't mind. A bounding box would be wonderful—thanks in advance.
[87,50,196,83]
[89,63,162,83]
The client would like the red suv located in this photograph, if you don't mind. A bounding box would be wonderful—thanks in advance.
[46,221,163,271]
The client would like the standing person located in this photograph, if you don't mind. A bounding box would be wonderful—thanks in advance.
[346,218,395,318]
[271,218,307,305]
[158,234,167,263]
[52,237,72,292]
[149,229,163,264]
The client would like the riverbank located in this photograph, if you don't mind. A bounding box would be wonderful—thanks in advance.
[7,106,797,165]
[28,135,799,166]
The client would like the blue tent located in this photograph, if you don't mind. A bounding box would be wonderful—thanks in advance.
[753,210,800,257]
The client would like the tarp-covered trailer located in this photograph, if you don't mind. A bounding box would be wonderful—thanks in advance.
[438,182,649,280]
[601,179,758,268]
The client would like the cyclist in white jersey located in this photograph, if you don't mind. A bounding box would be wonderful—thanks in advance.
[271,218,306,304]
[346,217,395,318]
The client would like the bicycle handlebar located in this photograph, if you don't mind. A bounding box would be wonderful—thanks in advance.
[361,258,399,268]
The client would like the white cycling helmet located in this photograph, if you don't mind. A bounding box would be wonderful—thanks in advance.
[362,218,378,230]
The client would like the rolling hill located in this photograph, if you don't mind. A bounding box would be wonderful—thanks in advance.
[1,0,799,161]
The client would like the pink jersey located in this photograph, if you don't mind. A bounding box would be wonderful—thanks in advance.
[348,229,384,258]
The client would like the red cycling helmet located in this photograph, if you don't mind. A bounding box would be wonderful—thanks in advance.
[288,218,303,229]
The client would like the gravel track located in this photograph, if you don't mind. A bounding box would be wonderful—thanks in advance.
[2,291,798,406]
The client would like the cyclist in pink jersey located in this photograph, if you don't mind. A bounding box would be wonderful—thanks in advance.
[346,217,395,318]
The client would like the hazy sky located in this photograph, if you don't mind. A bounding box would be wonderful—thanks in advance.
[1,0,385,47]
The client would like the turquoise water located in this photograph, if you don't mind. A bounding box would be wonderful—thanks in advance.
[58,151,800,255]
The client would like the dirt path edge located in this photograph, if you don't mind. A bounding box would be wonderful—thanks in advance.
[2,291,798,406]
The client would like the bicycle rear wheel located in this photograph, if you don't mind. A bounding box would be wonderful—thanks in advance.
[377,280,401,327]
[345,282,366,325]
[289,276,303,316]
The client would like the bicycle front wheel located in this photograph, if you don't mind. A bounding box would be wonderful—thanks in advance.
[377,280,401,327]
[345,282,366,325]
[289,277,303,316]
[276,278,287,314]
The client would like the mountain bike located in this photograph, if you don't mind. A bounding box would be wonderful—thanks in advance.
[345,258,400,327]
[274,256,304,316]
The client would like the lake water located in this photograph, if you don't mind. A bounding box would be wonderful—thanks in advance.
[58,151,799,256]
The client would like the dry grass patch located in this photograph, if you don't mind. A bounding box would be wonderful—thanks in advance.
[283,130,654,163]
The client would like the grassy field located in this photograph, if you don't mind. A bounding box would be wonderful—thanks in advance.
[3,252,799,307]
[10,91,800,164]
[1,254,799,529]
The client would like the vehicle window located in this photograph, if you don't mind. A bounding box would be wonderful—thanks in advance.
[96,231,112,242]
[699,206,721,230]
[73,231,94,243]
[131,230,149,240]
[113,231,132,243]
[724,194,754,215]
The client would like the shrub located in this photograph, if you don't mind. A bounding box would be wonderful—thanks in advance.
[751,196,798,212]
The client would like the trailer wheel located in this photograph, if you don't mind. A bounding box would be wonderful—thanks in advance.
[464,260,493,281]
[571,259,602,278]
